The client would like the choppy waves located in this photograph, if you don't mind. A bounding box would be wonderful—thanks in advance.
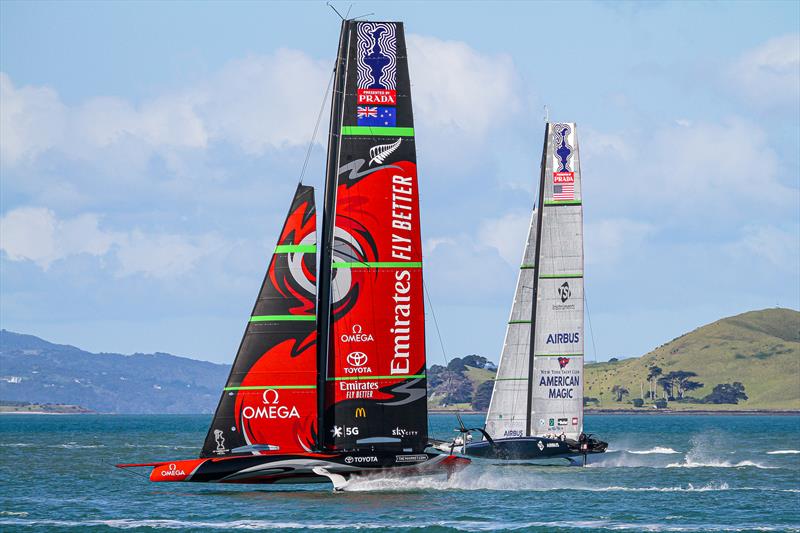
[0,517,796,531]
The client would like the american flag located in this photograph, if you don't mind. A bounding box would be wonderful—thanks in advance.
[357,106,378,118]
[553,183,574,200]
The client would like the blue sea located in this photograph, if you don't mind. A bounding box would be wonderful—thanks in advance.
[0,414,798,532]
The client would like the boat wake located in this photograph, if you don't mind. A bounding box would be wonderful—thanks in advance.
[627,447,680,455]
[343,470,742,493]
[767,450,800,455]
[666,459,776,469]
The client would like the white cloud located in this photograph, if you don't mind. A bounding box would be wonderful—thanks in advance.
[729,34,800,109]
[201,50,330,154]
[583,118,795,218]
[477,212,532,265]
[0,73,67,165]
[114,231,223,279]
[581,127,632,160]
[1,37,522,169]
[726,225,800,270]
[0,207,115,268]
[407,34,522,136]
[0,206,220,277]
[585,218,655,266]
[0,49,330,166]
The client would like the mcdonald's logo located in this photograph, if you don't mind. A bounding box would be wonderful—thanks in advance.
[355,407,366,418]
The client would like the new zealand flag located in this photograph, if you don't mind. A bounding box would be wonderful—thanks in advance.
[357,106,396,127]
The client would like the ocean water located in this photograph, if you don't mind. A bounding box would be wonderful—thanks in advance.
[0,414,798,532]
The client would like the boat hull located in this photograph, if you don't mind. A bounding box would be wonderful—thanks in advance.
[463,436,606,462]
[118,450,469,485]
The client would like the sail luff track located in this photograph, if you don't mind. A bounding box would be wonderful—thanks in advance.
[316,20,351,451]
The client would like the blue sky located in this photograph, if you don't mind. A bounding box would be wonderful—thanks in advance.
[1,1,798,365]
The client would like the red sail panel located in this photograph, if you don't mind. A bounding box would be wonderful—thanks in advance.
[323,21,427,452]
[201,184,318,457]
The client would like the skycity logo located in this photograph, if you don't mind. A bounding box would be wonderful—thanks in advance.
[391,426,419,437]
[241,389,300,420]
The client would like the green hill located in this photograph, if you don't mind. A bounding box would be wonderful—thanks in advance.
[585,308,800,411]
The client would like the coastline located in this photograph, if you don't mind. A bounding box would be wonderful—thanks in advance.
[430,409,800,416]
[585,408,800,416]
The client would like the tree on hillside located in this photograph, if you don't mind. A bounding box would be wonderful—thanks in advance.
[611,385,630,402]
[647,365,662,402]
[682,380,704,398]
[658,375,674,400]
[471,381,494,411]
[666,371,703,399]
[447,358,466,372]
[462,355,488,369]
[704,382,748,404]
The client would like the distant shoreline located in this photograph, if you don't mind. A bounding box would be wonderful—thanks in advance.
[585,408,800,416]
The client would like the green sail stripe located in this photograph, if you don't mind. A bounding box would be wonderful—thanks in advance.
[327,374,426,381]
[534,353,584,357]
[224,385,317,391]
[539,273,583,279]
[544,200,582,206]
[274,244,316,253]
[332,262,422,269]
[508,320,532,324]
[492,377,529,381]
[520,264,535,269]
[341,126,415,137]
[249,315,316,322]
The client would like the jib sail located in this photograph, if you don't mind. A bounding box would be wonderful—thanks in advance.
[529,123,584,439]
[318,21,428,452]
[201,184,318,457]
[484,209,538,439]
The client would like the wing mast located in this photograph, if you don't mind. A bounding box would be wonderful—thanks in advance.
[317,20,351,451]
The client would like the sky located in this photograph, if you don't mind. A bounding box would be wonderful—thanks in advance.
[1,1,798,366]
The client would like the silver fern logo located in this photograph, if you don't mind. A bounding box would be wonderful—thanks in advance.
[369,138,401,166]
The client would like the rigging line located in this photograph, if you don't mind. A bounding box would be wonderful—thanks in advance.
[108,462,149,480]
[584,288,599,364]
[422,278,466,432]
[327,2,345,20]
[299,68,335,185]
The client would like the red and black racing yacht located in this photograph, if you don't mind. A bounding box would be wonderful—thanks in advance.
[118,19,469,489]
